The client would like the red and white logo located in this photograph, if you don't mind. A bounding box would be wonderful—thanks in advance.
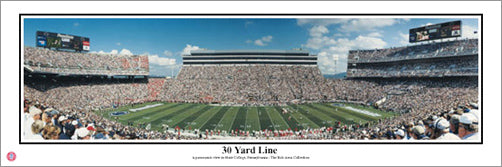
[82,41,90,50]
[6,152,16,161]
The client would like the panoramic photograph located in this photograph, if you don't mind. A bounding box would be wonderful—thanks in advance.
[22,17,480,142]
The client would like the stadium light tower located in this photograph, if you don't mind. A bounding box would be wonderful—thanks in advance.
[333,55,339,74]
[169,64,181,78]
[170,65,174,78]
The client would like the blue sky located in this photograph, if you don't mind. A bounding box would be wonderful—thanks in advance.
[24,18,478,76]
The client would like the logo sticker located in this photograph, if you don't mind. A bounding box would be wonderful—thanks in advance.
[7,152,16,161]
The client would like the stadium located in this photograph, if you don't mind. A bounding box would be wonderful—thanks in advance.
[23,22,480,141]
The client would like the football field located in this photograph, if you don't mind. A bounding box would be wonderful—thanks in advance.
[98,102,397,132]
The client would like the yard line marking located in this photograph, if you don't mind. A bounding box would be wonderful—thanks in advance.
[243,107,248,131]
[271,107,291,130]
[264,107,276,131]
[192,107,220,129]
[288,105,322,128]
[253,107,261,131]
[224,107,239,131]
[199,106,229,131]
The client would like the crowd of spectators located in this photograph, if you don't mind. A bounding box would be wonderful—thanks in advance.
[22,38,480,141]
[347,39,478,78]
[24,70,478,141]
[158,65,329,105]
[348,56,478,77]
[348,39,478,63]
[23,98,206,140]
[23,76,211,140]
[24,47,149,75]
[24,77,165,112]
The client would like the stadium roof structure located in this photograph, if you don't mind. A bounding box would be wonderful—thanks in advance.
[189,49,310,56]
[184,49,317,65]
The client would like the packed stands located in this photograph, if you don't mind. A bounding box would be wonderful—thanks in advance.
[348,39,477,63]
[24,47,149,76]
[22,38,480,140]
[159,65,329,105]
[347,39,478,78]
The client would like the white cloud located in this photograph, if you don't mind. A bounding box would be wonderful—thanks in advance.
[298,18,401,74]
[247,35,273,46]
[142,52,179,76]
[333,33,345,37]
[245,21,253,28]
[304,36,336,50]
[163,50,173,57]
[298,18,405,32]
[317,51,348,74]
[73,22,79,27]
[339,18,399,32]
[148,54,177,66]
[316,51,348,74]
[297,18,350,26]
[352,35,387,49]
[462,24,478,39]
[119,49,133,55]
[367,32,383,38]
[261,35,273,42]
[317,52,336,74]
[398,32,409,45]
[309,25,329,37]
[110,50,118,55]
[95,49,132,55]
[94,49,132,55]
[419,22,435,27]
[116,42,121,46]
[182,44,202,55]
[254,40,266,46]
[305,33,386,74]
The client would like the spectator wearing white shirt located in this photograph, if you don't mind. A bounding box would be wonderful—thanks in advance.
[26,120,44,140]
[24,106,42,138]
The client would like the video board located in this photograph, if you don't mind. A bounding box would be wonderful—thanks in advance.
[409,20,461,43]
[36,31,90,51]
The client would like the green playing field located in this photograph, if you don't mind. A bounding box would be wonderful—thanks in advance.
[98,102,397,132]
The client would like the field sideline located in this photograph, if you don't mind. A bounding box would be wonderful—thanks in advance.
[98,102,397,132]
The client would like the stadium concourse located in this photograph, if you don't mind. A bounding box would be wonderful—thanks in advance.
[23,39,479,141]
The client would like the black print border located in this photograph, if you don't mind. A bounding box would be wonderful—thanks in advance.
[17,13,483,144]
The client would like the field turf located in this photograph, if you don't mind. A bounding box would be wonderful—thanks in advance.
[98,102,397,132]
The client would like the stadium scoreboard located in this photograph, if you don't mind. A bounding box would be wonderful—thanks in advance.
[36,31,90,52]
[409,20,461,43]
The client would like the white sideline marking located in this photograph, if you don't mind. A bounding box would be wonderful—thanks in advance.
[129,103,163,112]
[343,106,381,117]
